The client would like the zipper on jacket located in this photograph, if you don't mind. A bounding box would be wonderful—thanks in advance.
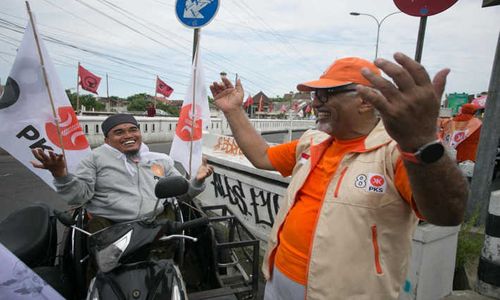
[334,166,348,198]
[136,163,144,219]
[371,224,383,275]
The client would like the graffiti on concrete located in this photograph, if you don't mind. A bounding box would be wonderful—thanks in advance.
[213,136,243,156]
[211,172,280,228]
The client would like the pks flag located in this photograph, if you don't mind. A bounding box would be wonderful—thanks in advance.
[78,65,101,94]
[0,20,91,190]
[258,95,264,112]
[243,95,253,109]
[169,47,210,176]
[156,77,174,97]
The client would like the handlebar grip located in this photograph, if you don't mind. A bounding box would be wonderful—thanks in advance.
[173,216,210,233]
[54,209,76,226]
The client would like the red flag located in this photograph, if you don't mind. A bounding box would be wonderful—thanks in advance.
[305,104,312,113]
[268,101,273,112]
[156,77,174,97]
[258,95,264,112]
[243,95,254,109]
[78,65,101,94]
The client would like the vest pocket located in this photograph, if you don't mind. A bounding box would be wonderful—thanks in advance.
[371,224,383,275]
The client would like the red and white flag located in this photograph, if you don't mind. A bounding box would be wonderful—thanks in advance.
[280,104,287,113]
[0,19,91,190]
[78,65,101,94]
[156,76,174,97]
[243,95,253,109]
[169,47,210,177]
[268,101,273,112]
[258,95,264,112]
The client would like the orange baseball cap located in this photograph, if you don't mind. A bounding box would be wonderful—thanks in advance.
[297,57,381,91]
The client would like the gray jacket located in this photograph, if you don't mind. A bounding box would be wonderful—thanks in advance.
[54,144,205,222]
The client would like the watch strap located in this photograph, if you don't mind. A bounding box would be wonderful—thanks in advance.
[397,139,442,164]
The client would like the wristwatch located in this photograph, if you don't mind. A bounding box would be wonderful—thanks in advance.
[398,140,445,164]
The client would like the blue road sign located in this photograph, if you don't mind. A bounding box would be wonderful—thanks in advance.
[175,0,219,28]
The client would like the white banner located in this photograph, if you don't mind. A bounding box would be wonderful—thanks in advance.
[0,20,91,189]
[169,46,210,176]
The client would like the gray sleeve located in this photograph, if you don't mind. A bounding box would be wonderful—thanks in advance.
[53,154,97,205]
[162,156,206,199]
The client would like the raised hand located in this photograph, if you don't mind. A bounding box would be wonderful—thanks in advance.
[209,76,244,114]
[31,148,67,177]
[357,52,448,152]
[195,156,214,182]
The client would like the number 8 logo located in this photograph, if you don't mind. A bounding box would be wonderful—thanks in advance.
[355,174,367,188]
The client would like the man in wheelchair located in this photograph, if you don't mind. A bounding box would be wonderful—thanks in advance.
[30,113,213,233]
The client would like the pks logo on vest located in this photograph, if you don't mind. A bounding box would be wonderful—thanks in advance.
[355,173,387,193]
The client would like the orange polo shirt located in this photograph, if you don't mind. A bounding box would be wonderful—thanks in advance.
[267,136,416,285]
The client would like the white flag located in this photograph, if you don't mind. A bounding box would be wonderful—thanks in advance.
[0,20,91,190]
[169,47,211,176]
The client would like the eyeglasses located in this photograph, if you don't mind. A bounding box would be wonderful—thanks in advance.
[311,89,357,103]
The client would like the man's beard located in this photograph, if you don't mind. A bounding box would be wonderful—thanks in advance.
[125,149,140,157]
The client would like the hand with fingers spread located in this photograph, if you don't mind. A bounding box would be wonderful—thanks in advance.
[31,148,67,177]
[357,52,448,152]
[210,76,245,114]
[195,156,214,182]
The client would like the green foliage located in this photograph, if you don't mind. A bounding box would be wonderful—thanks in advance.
[156,102,179,116]
[127,98,147,111]
[126,93,149,103]
[455,208,484,268]
[65,89,105,111]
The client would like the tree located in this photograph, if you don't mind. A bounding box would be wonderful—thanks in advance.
[156,102,179,116]
[126,93,149,112]
[65,90,105,111]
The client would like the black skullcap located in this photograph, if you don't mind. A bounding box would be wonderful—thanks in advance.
[101,114,138,137]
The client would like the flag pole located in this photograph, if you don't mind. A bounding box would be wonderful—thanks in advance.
[106,73,110,112]
[154,76,158,109]
[188,29,201,178]
[25,1,67,173]
[76,62,80,115]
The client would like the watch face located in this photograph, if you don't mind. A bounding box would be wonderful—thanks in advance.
[419,142,445,163]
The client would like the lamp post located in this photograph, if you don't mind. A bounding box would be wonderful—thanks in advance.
[350,11,402,59]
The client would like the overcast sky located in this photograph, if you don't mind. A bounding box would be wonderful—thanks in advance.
[1,0,499,101]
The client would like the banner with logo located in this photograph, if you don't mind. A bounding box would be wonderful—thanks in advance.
[169,47,210,176]
[0,20,91,190]
[78,64,101,94]
[156,76,174,97]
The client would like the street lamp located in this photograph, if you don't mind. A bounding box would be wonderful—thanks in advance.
[350,11,402,59]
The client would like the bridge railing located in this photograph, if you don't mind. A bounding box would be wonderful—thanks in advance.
[78,116,315,147]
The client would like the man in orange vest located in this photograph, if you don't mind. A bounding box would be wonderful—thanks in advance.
[210,53,468,300]
[441,103,482,162]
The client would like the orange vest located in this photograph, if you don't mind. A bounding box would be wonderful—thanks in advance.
[441,118,482,162]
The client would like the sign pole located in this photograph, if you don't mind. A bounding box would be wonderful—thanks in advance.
[414,16,427,63]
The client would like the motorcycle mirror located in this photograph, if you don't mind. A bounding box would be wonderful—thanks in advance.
[154,176,189,199]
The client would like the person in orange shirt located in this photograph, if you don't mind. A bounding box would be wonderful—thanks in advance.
[441,103,482,162]
[210,53,468,300]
